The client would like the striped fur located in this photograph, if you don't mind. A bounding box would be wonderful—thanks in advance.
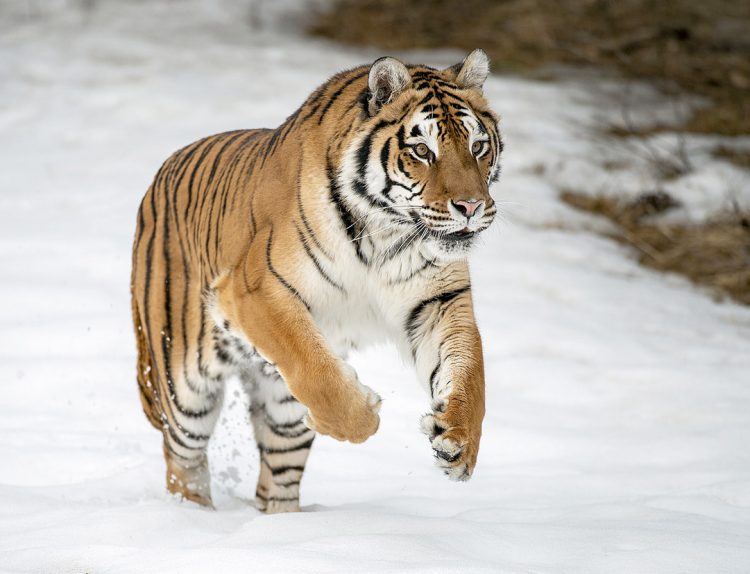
[131,50,502,511]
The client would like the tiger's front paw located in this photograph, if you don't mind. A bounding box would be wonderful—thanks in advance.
[420,398,480,481]
[303,371,381,444]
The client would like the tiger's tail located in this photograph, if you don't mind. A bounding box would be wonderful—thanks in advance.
[131,292,163,431]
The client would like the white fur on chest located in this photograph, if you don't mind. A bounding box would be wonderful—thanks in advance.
[307,251,435,358]
[313,292,386,356]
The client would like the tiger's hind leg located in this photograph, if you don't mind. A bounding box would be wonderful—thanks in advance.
[135,349,224,507]
[132,295,221,505]
[162,418,219,506]
[241,361,315,514]
[160,367,225,507]
[142,306,228,508]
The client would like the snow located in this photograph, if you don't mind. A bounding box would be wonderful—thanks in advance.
[2,2,750,572]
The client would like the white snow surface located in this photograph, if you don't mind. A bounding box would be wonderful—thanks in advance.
[2,2,750,573]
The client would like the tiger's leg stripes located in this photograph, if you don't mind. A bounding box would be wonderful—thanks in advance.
[161,396,223,507]
[241,362,314,514]
[159,366,225,506]
[133,291,224,506]
[163,439,212,507]
[406,286,485,481]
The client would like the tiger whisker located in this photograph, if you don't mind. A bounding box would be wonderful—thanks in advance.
[345,204,418,231]
[351,218,413,242]
[378,223,422,263]
[390,221,426,260]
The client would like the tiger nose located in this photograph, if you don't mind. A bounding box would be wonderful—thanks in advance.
[451,199,484,218]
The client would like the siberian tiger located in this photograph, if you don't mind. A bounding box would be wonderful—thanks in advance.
[131,49,502,513]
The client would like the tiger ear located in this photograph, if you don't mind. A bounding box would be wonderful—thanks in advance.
[368,57,411,116]
[449,49,490,92]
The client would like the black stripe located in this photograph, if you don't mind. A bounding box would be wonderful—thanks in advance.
[261,128,282,166]
[249,203,257,236]
[230,136,266,214]
[265,423,313,440]
[351,120,397,210]
[135,199,147,247]
[193,132,246,223]
[255,493,300,503]
[396,125,407,150]
[267,107,301,159]
[267,418,306,429]
[299,84,329,122]
[184,136,223,233]
[387,257,437,286]
[203,134,248,274]
[195,132,248,277]
[327,160,367,264]
[296,167,333,260]
[380,227,421,262]
[258,437,314,455]
[405,286,470,341]
[379,138,391,177]
[318,70,369,124]
[268,464,306,476]
[340,118,358,144]
[429,363,440,397]
[295,224,345,292]
[266,228,311,311]
[164,432,206,453]
[196,298,210,379]
[213,131,260,260]
[139,186,167,418]
[277,395,299,404]
[417,91,435,107]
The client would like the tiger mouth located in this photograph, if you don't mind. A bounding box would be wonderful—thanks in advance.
[428,227,477,242]
[448,228,475,240]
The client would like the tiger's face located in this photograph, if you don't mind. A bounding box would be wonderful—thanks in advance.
[396,94,500,253]
[357,50,502,260]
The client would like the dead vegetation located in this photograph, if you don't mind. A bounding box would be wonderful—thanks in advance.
[714,146,750,170]
[560,190,750,305]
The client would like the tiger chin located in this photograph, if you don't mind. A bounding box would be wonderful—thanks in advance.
[131,49,502,513]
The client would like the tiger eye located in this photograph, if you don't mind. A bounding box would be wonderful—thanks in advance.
[414,143,431,159]
[472,140,484,155]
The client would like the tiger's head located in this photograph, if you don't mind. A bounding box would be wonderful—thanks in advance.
[344,49,502,261]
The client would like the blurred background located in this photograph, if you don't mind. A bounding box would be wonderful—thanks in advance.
[1,1,750,572]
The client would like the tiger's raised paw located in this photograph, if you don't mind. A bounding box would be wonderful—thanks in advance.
[421,399,479,481]
[303,382,381,444]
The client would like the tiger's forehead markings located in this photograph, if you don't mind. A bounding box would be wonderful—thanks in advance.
[408,71,482,143]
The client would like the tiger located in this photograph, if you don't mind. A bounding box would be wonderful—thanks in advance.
[131,49,502,513]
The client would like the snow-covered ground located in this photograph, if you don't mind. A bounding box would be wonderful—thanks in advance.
[2,2,750,572]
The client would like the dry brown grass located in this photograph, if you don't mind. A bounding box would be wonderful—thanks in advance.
[714,146,750,169]
[310,0,750,135]
[560,190,750,305]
